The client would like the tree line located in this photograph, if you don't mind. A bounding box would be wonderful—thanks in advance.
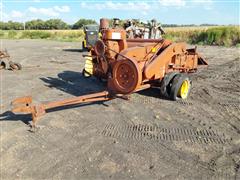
[0,18,220,30]
[0,19,97,30]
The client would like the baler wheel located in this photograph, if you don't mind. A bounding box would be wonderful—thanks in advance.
[170,74,191,101]
[82,68,91,78]
[112,59,142,94]
[82,52,93,78]
[160,72,179,98]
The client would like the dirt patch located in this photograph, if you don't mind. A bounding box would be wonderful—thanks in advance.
[0,40,240,179]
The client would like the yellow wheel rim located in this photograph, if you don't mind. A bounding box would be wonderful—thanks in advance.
[179,80,190,99]
[83,52,93,77]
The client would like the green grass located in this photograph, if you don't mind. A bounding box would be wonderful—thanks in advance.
[0,26,239,46]
[0,30,84,42]
[164,26,240,47]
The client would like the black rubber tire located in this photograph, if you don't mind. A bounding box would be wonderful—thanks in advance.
[170,73,191,101]
[160,72,179,98]
[82,68,92,78]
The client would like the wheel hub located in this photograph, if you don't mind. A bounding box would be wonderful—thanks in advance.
[178,80,190,99]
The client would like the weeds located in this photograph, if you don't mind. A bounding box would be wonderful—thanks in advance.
[0,27,239,46]
[0,30,84,42]
[164,26,240,46]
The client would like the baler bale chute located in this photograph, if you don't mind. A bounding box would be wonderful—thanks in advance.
[11,18,208,129]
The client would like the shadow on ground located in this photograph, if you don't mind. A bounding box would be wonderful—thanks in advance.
[41,70,106,96]
[62,49,87,53]
[0,70,108,124]
[0,111,32,125]
[137,88,164,99]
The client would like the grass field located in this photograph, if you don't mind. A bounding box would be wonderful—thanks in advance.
[0,29,84,42]
[0,26,239,46]
[164,26,240,47]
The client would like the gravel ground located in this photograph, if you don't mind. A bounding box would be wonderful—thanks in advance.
[0,40,240,180]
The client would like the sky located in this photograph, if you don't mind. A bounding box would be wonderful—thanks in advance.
[0,0,239,25]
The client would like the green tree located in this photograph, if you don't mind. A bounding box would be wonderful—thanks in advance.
[25,19,68,30]
[25,19,45,30]
[44,19,68,30]
[0,21,24,30]
[72,19,97,29]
